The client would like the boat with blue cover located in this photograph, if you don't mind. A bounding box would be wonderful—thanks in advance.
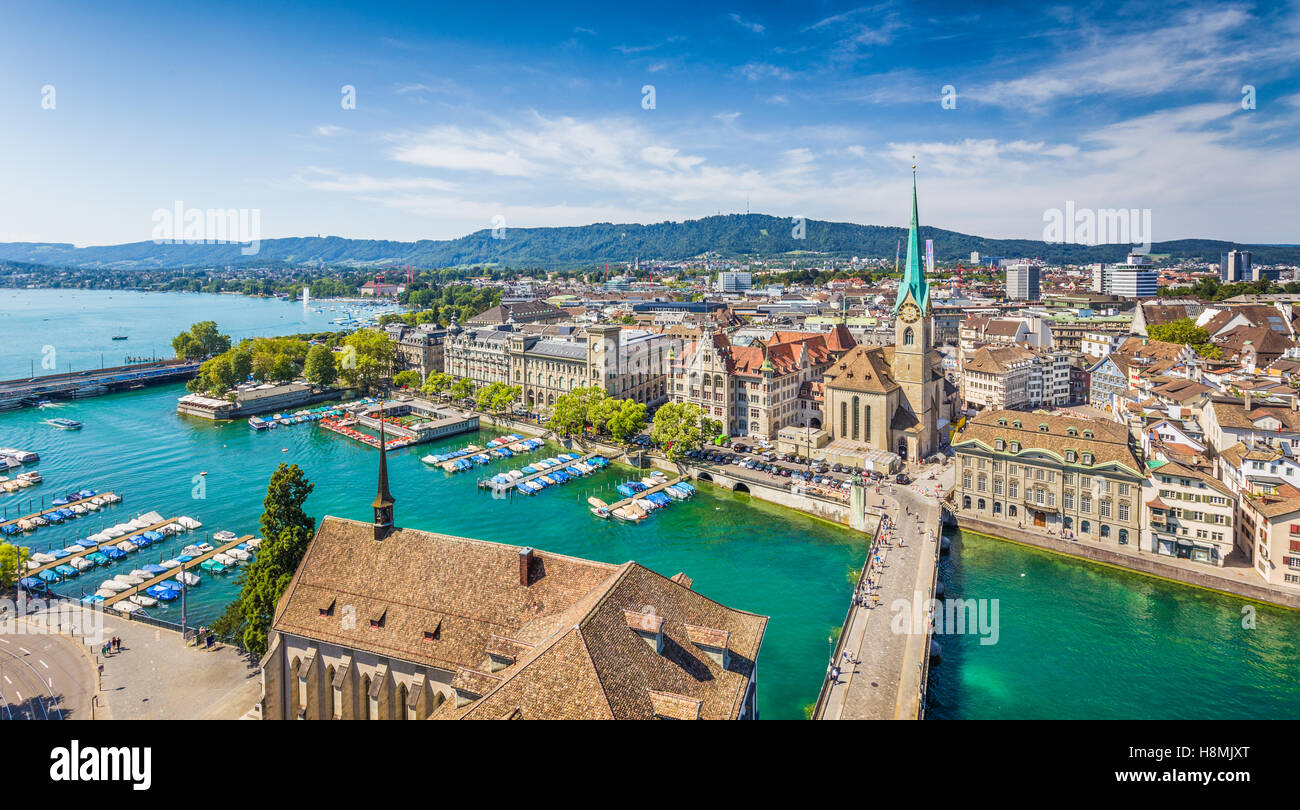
[55,564,79,578]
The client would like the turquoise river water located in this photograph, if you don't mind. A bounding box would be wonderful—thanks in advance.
[2,290,1298,719]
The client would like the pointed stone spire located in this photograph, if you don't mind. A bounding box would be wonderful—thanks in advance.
[372,401,395,540]
[895,161,930,314]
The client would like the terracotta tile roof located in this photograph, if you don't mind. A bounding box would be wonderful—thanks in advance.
[1209,401,1300,432]
[954,409,1142,473]
[964,345,1035,375]
[273,517,767,720]
[647,690,702,720]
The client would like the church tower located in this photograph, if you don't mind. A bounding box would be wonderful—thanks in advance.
[893,166,935,456]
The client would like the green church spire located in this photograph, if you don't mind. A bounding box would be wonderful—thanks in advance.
[894,162,930,314]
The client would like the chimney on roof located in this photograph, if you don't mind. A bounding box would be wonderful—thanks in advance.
[519,547,534,586]
[1245,391,1252,412]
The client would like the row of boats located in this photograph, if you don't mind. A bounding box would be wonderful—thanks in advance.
[0,490,119,536]
[421,435,545,472]
[248,408,340,430]
[21,511,193,574]
[0,470,42,492]
[491,454,611,494]
[589,475,696,523]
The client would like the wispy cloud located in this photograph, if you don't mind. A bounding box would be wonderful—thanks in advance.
[730,13,765,33]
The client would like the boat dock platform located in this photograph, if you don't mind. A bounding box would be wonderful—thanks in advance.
[481,452,602,494]
[0,491,121,531]
[101,534,255,613]
[608,477,685,510]
[19,514,178,579]
[0,359,201,409]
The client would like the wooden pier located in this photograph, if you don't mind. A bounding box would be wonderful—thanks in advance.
[20,514,180,579]
[0,491,122,531]
[607,476,685,510]
[102,534,255,612]
[481,452,601,493]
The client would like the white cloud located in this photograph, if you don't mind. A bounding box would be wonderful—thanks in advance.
[730,13,765,33]
[314,125,347,137]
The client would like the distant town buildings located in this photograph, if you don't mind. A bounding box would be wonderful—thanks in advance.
[1004,263,1041,301]
[716,271,753,293]
[1092,255,1158,298]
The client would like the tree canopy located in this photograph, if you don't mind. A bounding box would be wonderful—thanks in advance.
[172,320,231,360]
[1146,318,1222,359]
[651,402,721,460]
[335,329,397,395]
[211,463,316,656]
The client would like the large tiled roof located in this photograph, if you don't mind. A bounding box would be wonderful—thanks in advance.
[823,346,899,393]
[1209,400,1300,431]
[953,409,1142,473]
[964,345,1035,375]
[273,516,767,720]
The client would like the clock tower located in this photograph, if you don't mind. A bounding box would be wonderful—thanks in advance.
[892,165,936,458]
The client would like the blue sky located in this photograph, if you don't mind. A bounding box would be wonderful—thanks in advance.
[2,0,1297,247]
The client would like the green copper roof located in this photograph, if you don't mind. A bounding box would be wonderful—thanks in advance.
[894,169,930,314]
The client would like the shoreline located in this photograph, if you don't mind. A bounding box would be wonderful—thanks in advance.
[955,519,1300,611]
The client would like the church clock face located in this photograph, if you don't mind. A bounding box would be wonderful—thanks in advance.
[899,301,921,324]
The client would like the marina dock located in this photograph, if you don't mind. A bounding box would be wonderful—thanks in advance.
[101,534,255,612]
[0,491,121,531]
[480,451,602,494]
[607,476,685,510]
[19,514,181,579]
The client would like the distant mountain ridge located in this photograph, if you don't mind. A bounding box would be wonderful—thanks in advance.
[0,214,1292,270]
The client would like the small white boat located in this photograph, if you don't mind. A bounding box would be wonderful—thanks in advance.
[160,559,181,570]
[129,568,152,579]
[98,580,129,593]
[177,516,201,529]
[94,588,118,599]
[116,540,138,553]
[213,553,235,566]
[227,548,251,561]
[128,594,158,607]
[69,557,93,571]
[212,530,237,542]
[174,571,200,587]
[114,573,145,586]
[245,537,262,549]
[116,603,143,615]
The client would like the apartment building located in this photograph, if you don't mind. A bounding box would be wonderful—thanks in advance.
[1143,458,1235,565]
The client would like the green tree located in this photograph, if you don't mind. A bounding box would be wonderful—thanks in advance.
[548,386,606,436]
[392,369,422,389]
[271,354,296,382]
[304,344,337,387]
[606,399,648,442]
[335,329,397,394]
[421,372,453,399]
[0,543,30,590]
[449,376,475,401]
[651,401,718,460]
[1147,318,1222,360]
[172,320,231,360]
[212,464,316,656]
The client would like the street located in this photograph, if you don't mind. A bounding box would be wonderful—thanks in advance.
[0,631,95,720]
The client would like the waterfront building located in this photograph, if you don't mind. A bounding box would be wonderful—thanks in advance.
[1143,457,1234,565]
[953,410,1145,544]
[177,380,339,420]
[444,323,514,388]
[669,326,854,438]
[261,424,767,719]
[1216,440,1300,588]
[358,280,405,297]
[384,324,446,382]
[822,174,949,462]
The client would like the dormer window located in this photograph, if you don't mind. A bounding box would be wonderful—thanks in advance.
[1083,430,1094,439]
[995,439,1005,451]
[1082,453,1093,465]
[317,598,335,618]
[1038,424,1049,432]
[1067,427,1078,436]
[1065,450,1076,462]
[997,418,1007,426]
[1009,441,1020,453]
[1012,420,1022,428]
[368,608,386,630]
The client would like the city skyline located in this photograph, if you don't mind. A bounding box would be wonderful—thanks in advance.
[2,1,1298,248]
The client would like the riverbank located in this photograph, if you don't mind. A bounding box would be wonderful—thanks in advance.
[956,514,1300,610]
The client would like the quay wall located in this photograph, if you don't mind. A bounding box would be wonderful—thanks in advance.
[957,516,1300,611]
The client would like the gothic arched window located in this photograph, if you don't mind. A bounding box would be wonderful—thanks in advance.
[903,327,914,346]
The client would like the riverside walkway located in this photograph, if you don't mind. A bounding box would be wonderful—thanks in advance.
[815,464,950,720]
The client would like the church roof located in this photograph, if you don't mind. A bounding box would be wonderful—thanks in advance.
[823,346,899,394]
[272,517,767,720]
